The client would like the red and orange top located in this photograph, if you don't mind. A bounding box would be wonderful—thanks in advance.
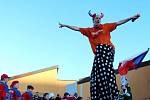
[79,23,117,54]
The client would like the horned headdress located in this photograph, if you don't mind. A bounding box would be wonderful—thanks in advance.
[88,10,104,20]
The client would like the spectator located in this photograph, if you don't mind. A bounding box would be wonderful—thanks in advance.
[43,93,49,100]
[119,84,132,100]
[49,93,55,100]
[55,94,61,100]
[0,74,10,100]
[62,92,70,100]
[66,96,75,100]
[73,92,78,99]
[22,85,34,100]
[33,92,41,100]
[10,80,21,100]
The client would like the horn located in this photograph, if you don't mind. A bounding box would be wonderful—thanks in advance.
[100,13,104,18]
[88,10,93,17]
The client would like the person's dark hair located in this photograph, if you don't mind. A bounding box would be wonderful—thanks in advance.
[76,97,83,100]
[57,94,60,96]
[27,85,34,90]
[43,93,49,99]
[55,94,61,100]
[63,92,69,99]
[1,78,4,81]
[64,92,69,97]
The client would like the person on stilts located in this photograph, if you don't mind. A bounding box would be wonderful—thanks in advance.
[59,10,140,100]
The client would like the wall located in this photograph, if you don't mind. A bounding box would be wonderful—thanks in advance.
[8,68,76,97]
[77,65,150,100]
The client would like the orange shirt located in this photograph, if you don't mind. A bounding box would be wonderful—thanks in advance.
[79,23,117,54]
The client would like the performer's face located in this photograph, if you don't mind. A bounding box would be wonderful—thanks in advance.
[93,15,101,26]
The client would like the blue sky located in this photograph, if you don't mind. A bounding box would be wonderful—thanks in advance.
[0,0,149,80]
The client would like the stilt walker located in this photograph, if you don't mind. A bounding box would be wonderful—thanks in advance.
[118,48,149,100]
[59,10,140,100]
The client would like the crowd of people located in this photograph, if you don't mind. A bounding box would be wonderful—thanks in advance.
[33,92,83,100]
[0,74,83,100]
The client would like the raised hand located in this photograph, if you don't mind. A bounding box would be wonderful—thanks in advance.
[59,22,65,28]
[131,14,140,22]
[58,23,80,31]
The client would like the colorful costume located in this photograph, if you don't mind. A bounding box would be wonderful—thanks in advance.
[79,15,119,99]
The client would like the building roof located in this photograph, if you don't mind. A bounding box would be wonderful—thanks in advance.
[11,65,59,80]
[77,60,150,84]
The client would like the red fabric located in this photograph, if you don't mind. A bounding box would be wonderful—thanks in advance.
[118,60,135,75]
[79,23,117,54]
[22,92,32,100]
[118,49,149,75]
[0,84,6,100]
[66,96,76,100]
[12,91,20,100]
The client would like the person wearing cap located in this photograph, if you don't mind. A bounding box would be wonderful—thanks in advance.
[59,11,140,100]
[9,81,21,100]
[22,85,34,100]
[0,74,10,100]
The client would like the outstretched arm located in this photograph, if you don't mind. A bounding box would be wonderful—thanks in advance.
[116,14,140,26]
[59,23,80,31]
